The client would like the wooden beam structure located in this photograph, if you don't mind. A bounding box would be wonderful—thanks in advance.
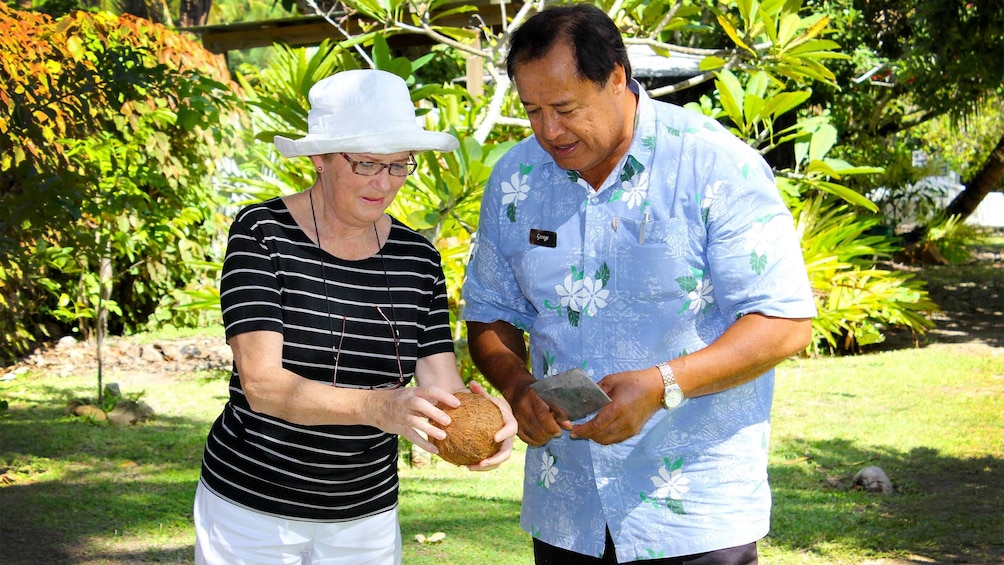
[182,0,520,55]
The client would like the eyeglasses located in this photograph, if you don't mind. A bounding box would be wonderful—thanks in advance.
[332,306,405,390]
[341,153,417,177]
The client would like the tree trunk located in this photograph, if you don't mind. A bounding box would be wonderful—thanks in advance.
[945,131,1004,221]
[96,247,113,404]
[901,131,1004,246]
[178,0,211,27]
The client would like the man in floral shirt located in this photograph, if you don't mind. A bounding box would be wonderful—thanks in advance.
[462,4,816,564]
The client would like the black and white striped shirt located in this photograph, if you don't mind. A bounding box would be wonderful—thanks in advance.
[200,197,454,521]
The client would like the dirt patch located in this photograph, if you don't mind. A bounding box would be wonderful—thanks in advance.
[1,334,234,389]
[864,244,1004,353]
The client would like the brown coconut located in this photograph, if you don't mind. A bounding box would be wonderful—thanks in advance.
[430,392,503,466]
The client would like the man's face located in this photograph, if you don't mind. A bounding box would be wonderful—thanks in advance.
[512,41,634,188]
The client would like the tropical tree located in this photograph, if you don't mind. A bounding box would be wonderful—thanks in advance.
[809,0,1004,241]
[219,0,939,353]
[0,4,243,367]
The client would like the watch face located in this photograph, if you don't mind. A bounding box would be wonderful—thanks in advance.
[664,386,685,409]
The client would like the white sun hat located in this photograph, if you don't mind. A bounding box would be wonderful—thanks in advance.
[273,69,459,158]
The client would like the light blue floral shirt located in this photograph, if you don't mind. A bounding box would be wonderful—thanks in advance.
[462,84,817,560]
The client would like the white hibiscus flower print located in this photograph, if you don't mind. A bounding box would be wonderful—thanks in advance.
[686,278,714,314]
[744,217,774,257]
[546,264,611,327]
[501,171,530,205]
[620,175,649,209]
[539,450,558,488]
[676,267,713,315]
[555,274,584,311]
[578,276,610,317]
[642,456,688,514]
[651,464,690,501]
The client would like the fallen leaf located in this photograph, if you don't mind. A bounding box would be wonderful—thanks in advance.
[414,532,447,544]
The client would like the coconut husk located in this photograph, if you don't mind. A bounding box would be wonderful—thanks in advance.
[430,392,503,466]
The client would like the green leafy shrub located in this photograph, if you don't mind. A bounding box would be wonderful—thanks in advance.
[794,197,938,353]
[923,214,993,264]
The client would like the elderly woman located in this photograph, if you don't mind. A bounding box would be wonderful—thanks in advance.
[194,69,517,564]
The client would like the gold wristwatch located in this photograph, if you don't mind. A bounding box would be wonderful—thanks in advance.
[656,362,685,409]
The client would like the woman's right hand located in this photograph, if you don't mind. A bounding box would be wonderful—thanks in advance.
[368,385,461,455]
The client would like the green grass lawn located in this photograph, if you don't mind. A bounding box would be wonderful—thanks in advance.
[763,347,1003,564]
[1,344,1001,564]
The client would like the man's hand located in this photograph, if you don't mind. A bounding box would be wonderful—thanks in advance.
[507,380,566,446]
[568,367,663,445]
[466,320,567,446]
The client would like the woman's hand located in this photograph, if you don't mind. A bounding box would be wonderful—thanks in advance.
[367,385,461,455]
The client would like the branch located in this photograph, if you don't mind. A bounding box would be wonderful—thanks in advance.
[752,128,775,155]
[492,0,541,61]
[650,0,683,38]
[893,108,946,133]
[306,0,374,67]
[391,19,489,58]
[473,74,513,143]
[470,0,542,141]
[607,0,626,20]
[647,54,742,98]
[623,37,729,57]
[495,116,530,128]
[647,70,716,97]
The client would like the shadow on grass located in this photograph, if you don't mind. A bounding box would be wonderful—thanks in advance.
[866,254,1004,352]
[3,388,527,564]
[768,436,1003,563]
[0,469,198,564]
[4,382,1000,564]
[1,389,202,564]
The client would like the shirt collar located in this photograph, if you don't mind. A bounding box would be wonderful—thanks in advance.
[584,80,657,194]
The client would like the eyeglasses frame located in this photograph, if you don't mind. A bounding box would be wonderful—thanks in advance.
[340,153,416,177]
[331,307,405,390]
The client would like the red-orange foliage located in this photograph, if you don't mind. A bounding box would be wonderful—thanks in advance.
[0,4,232,176]
[0,4,243,362]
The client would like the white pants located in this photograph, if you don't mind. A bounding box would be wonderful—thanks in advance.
[194,481,402,565]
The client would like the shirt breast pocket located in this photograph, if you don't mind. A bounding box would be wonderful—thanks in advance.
[611,216,691,302]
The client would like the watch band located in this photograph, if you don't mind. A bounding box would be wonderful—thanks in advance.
[656,361,676,387]
[656,361,685,409]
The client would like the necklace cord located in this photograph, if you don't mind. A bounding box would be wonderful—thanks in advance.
[310,189,344,386]
[373,223,405,388]
[309,189,403,389]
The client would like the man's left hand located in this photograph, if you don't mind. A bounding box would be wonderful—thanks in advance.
[568,367,663,445]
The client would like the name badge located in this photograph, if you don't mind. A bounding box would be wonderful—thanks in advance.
[529,228,557,248]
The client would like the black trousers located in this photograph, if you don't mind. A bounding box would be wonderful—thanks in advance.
[533,529,758,565]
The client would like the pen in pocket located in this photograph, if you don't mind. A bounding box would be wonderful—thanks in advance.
[638,212,650,244]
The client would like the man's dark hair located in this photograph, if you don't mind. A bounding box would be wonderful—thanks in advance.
[506,3,632,87]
